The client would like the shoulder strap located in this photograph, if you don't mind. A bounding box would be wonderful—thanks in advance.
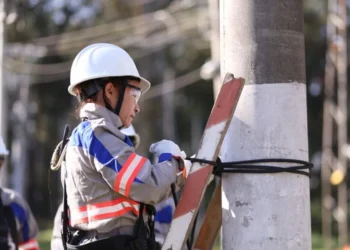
[61,181,70,250]
[58,125,71,250]
[133,203,156,240]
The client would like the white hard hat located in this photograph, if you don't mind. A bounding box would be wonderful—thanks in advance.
[0,136,9,156]
[121,125,140,149]
[69,43,151,96]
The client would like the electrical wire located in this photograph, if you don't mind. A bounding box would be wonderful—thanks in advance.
[5,5,207,60]
[4,19,200,76]
[142,68,202,101]
[25,4,201,48]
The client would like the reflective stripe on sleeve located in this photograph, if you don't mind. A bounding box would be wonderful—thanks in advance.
[114,153,147,196]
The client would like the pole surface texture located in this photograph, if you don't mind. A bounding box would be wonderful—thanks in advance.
[220,0,311,249]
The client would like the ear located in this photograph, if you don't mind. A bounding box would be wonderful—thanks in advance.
[104,82,115,98]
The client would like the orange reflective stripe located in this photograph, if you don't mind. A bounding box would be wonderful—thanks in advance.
[125,157,147,196]
[70,197,139,225]
[114,153,147,196]
[114,153,136,193]
[75,197,138,212]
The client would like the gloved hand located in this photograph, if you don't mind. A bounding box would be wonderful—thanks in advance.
[150,140,186,170]
[149,140,183,157]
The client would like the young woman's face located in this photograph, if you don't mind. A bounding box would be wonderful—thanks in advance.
[117,80,141,127]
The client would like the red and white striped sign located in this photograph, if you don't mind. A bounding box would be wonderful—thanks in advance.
[193,182,222,250]
[162,74,245,250]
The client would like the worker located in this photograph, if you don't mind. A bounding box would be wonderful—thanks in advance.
[0,136,40,250]
[60,43,187,250]
[51,125,140,250]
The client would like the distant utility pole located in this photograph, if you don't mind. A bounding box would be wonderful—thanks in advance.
[321,0,348,249]
[208,0,220,98]
[220,1,311,249]
[162,69,175,140]
[0,0,7,186]
[11,78,30,197]
[200,0,220,98]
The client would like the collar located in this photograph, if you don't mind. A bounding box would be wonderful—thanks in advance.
[79,103,123,128]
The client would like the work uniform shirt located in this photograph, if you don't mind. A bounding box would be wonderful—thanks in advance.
[1,188,40,250]
[154,197,175,245]
[65,103,185,234]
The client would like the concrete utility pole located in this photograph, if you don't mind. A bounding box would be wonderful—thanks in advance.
[162,69,175,140]
[11,79,30,197]
[321,1,337,249]
[220,1,311,249]
[0,0,7,186]
[335,0,347,246]
[322,0,348,248]
[0,0,4,134]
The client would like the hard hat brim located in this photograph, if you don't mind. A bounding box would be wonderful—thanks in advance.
[139,77,151,94]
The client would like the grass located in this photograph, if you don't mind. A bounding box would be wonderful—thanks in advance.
[37,228,52,250]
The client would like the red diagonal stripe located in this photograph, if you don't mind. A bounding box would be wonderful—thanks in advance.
[72,206,139,225]
[174,165,213,218]
[206,77,244,128]
[114,153,136,192]
[125,157,147,197]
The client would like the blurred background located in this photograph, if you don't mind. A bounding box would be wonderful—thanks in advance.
[0,0,346,249]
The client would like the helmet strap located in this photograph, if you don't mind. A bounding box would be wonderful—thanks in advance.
[115,78,127,115]
[102,78,127,117]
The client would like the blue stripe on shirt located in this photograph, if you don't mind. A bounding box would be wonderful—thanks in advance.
[10,202,29,241]
[70,121,122,172]
[124,136,134,147]
[159,153,173,163]
[154,205,173,224]
[70,122,143,183]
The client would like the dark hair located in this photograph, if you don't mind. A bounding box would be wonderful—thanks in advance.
[74,80,100,118]
[74,77,133,118]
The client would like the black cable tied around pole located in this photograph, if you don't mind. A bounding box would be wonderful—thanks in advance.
[186,158,313,177]
[175,158,313,246]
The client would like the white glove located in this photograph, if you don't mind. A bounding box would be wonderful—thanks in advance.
[149,140,182,157]
[150,140,188,172]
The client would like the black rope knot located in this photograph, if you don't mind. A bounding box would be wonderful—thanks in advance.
[186,157,314,178]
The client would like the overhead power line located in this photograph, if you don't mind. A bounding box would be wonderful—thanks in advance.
[4,18,200,77]
[142,68,202,101]
[5,5,206,61]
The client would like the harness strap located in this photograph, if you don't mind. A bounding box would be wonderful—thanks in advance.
[59,125,71,250]
[66,235,135,250]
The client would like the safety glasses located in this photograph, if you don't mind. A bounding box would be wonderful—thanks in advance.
[127,83,142,103]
